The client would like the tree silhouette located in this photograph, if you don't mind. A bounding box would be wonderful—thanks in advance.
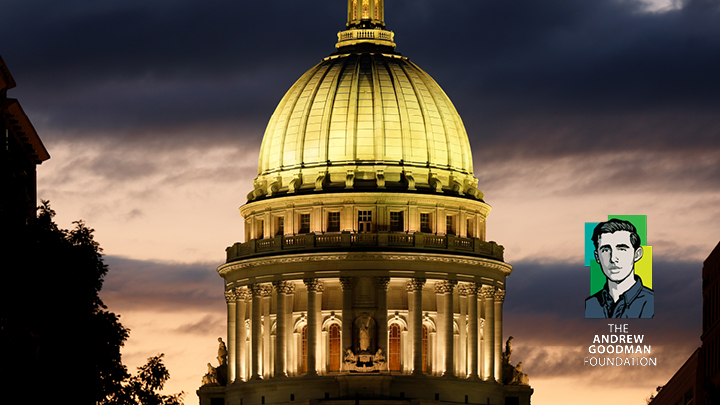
[103,354,183,405]
[0,201,182,404]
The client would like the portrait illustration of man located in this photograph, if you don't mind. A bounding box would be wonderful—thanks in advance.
[585,218,654,318]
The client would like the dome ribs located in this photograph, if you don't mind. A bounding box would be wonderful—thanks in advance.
[369,54,385,162]
[355,54,375,161]
[286,62,329,168]
[345,54,361,161]
[385,59,415,166]
[300,58,340,167]
[376,55,403,162]
[318,58,348,166]
[408,60,453,172]
[253,52,480,200]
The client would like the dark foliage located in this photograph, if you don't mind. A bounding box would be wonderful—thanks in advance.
[0,201,182,405]
[103,354,184,405]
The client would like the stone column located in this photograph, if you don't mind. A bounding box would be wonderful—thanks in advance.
[340,277,355,355]
[437,280,457,377]
[458,284,467,378]
[405,281,414,374]
[304,278,319,377]
[225,289,237,383]
[235,287,248,382]
[434,284,444,376]
[455,283,468,378]
[316,282,324,374]
[250,284,263,380]
[466,283,479,379]
[409,278,426,375]
[262,286,272,379]
[285,284,296,375]
[480,285,495,381]
[375,277,390,358]
[273,281,291,378]
[494,289,505,382]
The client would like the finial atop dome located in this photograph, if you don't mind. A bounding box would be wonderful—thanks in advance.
[336,0,396,50]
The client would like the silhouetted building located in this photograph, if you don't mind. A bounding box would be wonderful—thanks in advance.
[198,2,532,405]
[1,54,49,227]
[650,241,720,405]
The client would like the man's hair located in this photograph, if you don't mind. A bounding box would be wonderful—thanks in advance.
[591,219,641,250]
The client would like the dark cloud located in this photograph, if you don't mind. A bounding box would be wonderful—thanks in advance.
[175,314,224,335]
[2,0,719,155]
[503,259,703,384]
[125,208,144,221]
[504,260,702,342]
[476,149,720,196]
[513,343,699,388]
[102,256,225,312]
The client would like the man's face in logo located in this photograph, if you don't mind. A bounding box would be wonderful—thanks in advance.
[594,230,643,283]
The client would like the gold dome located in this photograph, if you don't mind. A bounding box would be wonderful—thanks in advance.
[247,3,483,202]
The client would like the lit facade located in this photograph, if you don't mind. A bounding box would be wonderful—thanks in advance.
[198,2,532,404]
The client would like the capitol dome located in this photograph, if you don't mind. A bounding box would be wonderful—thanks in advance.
[200,2,532,405]
[248,9,483,202]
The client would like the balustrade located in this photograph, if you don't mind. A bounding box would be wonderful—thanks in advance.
[226,232,504,262]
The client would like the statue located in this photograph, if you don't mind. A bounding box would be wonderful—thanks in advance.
[374,348,386,371]
[344,349,356,372]
[201,363,219,386]
[359,318,371,352]
[501,336,529,385]
[374,348,385,362]
[511,362,530,386]
[217,337,228,365]
[503,336,514,364]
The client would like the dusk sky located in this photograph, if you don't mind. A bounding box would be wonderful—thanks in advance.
[3,0,719,404]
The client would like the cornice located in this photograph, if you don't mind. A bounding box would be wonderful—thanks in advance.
[218,251,512,280]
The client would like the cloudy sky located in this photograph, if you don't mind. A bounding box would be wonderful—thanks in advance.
[3,0,719,404]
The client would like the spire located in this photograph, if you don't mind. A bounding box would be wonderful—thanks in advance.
[336,0,395,50]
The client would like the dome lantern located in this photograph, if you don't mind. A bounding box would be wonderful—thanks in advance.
[337,0,396,49]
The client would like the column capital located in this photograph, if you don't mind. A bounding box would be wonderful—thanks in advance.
[261,284,273,298]
[339,276,356,290]
[407,278,426,292]
[434,280,458,294]
[303,278,319,291]
[273,281,295,294]
[225,289,237,302]
[457,284,468,296]
[463,282,480,295]
[250,283,265,296]
[494,289,506,302]
[374,276,390,290]
[234,287,249,300]
[479,285,496,299]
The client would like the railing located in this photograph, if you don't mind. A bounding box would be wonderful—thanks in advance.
[337,29,394,42]
[226,232,504,263]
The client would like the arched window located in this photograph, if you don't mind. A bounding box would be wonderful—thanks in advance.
[328,324,341,371]
[389,324,401,371]
[362,0,369,19]
[302,325,308,373]
[422,325,428,373]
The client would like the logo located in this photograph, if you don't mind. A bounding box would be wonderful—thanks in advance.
[584,215,653,318]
